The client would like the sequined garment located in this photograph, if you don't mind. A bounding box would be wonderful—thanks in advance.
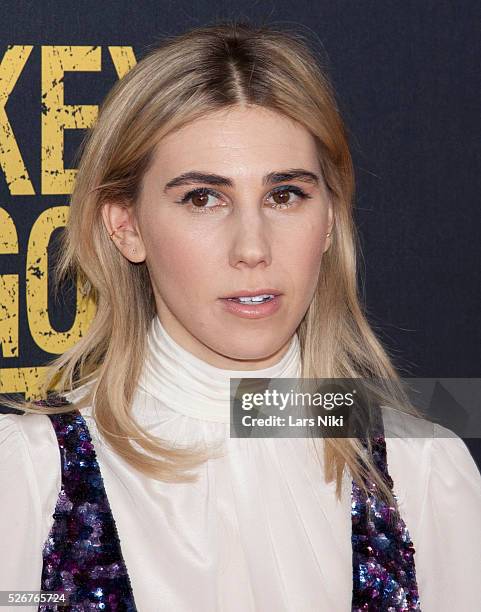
[35,395,136,611]
[36,394,420,611]
[351,428,421,611]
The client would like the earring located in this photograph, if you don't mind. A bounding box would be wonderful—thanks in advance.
[109,229,118,240]
[326,232,331,237]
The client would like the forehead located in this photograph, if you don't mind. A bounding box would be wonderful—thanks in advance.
[147,105,320,180]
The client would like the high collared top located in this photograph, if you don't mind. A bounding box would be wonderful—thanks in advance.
[137,312,301,423]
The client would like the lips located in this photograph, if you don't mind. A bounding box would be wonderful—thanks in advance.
[219,294,282,319]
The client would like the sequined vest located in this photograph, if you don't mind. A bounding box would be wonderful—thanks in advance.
[35,394,421,611]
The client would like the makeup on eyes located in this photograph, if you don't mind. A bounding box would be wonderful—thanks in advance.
[173,184,313,213]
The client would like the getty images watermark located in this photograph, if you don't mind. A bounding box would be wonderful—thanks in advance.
[240,386,351,428]
[229,377,481,439]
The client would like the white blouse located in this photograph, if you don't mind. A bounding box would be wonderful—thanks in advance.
[1,314,480,611]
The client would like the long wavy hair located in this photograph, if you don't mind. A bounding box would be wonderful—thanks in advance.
[2,20,421,505]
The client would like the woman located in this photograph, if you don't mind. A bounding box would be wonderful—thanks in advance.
[1,21,480,612]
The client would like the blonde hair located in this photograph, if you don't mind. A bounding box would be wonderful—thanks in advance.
[3,20,421,505]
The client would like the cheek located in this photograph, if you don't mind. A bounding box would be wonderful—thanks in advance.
[144,222,218,298]
[277,220,325,291]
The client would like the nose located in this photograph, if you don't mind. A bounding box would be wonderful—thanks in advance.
[228,208,272,269]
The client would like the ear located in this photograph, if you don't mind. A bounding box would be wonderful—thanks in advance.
[101,200,146,263]
[323,197,335,253]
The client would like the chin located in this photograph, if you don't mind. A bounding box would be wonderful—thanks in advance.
[214,334,287,363]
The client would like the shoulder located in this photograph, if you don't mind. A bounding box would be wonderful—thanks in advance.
[0,381,98,502]
[381,405,480,492]
[0,413,57,465]
[380,409,481,609]
[380,405,481,539]
[380,405,480,483]
[0,410,62,521]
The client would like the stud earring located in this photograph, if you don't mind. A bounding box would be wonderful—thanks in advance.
[326,232,331,237]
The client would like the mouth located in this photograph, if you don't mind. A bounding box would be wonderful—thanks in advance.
[220,289,282,304]
[225,294,276,304]
[218,290,283,319]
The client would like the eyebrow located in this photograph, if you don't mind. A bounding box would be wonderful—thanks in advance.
[163,168,321,192]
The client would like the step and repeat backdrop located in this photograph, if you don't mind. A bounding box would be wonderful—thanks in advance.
[0,1,480,466]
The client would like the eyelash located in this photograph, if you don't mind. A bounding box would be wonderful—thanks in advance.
[174,185,312,213]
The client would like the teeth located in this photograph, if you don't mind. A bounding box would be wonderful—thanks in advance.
[231,294,275,303]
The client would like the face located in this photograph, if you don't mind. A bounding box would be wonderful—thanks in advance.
[102,104,334,369]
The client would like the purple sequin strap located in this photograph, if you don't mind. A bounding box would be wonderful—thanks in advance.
[351,411,421,610]
[36,394,137,611]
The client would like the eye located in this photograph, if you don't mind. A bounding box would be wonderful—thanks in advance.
[266,185,312,209]
[174,187,225,213]
[174,184,312,213]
